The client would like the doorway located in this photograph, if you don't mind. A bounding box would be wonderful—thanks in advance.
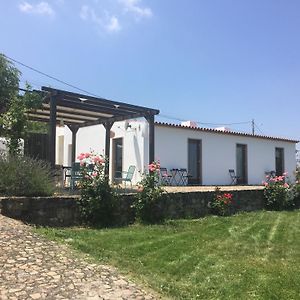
[275,147,284,176]
[112,138,123,182]
[236,144,247,184]
[188,139,202,185]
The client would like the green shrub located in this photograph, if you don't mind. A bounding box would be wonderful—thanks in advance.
[263,174,296,210]
[133,161,165,224]
[77,152,117,227]
[0,155,54,196]
[296,167,300,182]
[209,187,233,216]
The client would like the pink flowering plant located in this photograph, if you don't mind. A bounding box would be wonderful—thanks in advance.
[77,152,116,226]
[263,172,298,210]
[133,161,166,224]
[209,187,233,216]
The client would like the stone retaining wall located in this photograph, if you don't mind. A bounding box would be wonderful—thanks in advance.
[0,189,265,227]
[0,196,80,227]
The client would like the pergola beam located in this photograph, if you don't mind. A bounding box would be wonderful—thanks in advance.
[34,109,98,121]
[49,94,57,168]
[79,111,155,128]
[28,87,159,175]
[58,99,125,116]
[42,86,159,115]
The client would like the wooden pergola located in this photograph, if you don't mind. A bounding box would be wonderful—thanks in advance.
[28,87,159,176]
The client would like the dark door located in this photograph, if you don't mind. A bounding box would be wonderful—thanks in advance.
[236,144,247,184]
[275,148,284,176]
[112,138,123,181]
[188,139,202,185]
[24,133,50,161]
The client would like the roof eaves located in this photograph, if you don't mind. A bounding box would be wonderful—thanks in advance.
[155,122,299,143]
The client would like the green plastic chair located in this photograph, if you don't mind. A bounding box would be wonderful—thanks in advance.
[70,163,95,189]
[70,162,82,190]
[116,165,136,190]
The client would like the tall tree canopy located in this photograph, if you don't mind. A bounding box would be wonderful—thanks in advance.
[0,54,43,155]
[0,54,20,114]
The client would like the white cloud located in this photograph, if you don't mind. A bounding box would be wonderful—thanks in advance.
[106,16,121,32]
[80,5,121,33]
[80,5,101,24]
[18,1,54,16]
[119,0,152,19]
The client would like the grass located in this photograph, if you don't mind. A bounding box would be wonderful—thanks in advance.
[36,210,300,299]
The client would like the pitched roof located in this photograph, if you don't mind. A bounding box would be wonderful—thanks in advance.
[155,122,299,143]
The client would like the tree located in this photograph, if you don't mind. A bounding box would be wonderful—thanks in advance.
[0,54,43,155]
[0,54,20,114]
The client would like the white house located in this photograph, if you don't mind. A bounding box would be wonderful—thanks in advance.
[56,119,298,185]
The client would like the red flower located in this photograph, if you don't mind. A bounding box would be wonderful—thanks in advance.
[93,156,104,164]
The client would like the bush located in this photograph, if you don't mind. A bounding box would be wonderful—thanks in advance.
[133,161,165,224]
[209,187,233,216]
[77,152,117,227]
[0,154,54,196]
[296,167,300,183]
[263,173,297,210]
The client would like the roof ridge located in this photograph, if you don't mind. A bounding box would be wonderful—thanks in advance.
[154,121,299,143]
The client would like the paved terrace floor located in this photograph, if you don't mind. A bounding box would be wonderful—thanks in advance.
[61,185,264,195]
[0,215,157,300]
[164,185,264,193]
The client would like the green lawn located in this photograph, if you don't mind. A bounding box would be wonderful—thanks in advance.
[37,210,300,299]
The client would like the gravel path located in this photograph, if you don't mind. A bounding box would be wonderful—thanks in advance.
[0,215,157,300]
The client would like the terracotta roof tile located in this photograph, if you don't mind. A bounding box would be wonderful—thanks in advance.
[155,122,299,143]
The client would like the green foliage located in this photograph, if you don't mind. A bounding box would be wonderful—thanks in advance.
[133,161,165,224]
[37,210,300,300]
[27,121,48,134]
[263,175,297,210]
[1,85,43,155]
[76,152,117,227]
[0,54,20,114]
[296,166,300,182]
[0,154,55,196]
[209,187,233,216]
[0,54,43,155]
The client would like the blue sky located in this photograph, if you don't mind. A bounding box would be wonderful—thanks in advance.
[0,0,299,144]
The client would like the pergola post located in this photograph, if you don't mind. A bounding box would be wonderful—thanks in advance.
[104,121,114,178]
[68,125,79,165]
[145,114,155,165]
[49,94,57,168]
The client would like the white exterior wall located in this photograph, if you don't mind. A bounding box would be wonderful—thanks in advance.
[154,125,297,185]
[57,120,297,185]
[58,119,148,183]
[0,138,8,156]
[0,138,24,157]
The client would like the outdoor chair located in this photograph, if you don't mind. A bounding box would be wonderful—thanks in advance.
[179,168,192,186]
[265,170,276,183]
[70,163,96,189]
[229,169,240,185]
[70,162,82,190]
[115,165,136,190]
[159,167,172,185]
